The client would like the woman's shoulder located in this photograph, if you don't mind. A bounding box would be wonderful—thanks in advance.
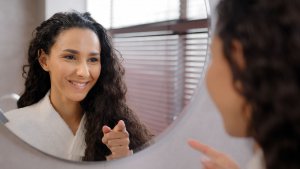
[4,103,40,123]
[4,97,48,134]
[3,103,42,145]
[4,93,49,123]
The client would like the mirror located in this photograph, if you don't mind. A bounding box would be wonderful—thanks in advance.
[0,0,210,162]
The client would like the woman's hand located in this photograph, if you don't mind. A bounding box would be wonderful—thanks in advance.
[102,120,133,160]
[188,139,240,169]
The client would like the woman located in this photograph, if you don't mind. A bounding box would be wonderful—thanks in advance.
[189,0,300,169]
[5,11,152,161]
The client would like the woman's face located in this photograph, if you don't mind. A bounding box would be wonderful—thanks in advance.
[205,35,250,137]
[39,28,101,104]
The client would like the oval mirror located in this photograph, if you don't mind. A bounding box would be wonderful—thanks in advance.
[0,0,210,162]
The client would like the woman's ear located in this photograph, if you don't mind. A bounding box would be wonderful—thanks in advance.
[38,50,49,71]
[232,40,251,125]
[231,40,245,69]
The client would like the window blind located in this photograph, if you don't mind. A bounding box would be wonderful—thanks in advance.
[87,0,210,135]
[112,29,208,135]
[183,29,208,105]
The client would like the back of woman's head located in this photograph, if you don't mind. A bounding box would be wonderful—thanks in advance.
[17,11,112,108]
[216,0,300,168]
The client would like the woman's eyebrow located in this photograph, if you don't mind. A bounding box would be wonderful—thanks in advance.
[63,49,79,54]
[89,51,100,56]
[63,49,100,56]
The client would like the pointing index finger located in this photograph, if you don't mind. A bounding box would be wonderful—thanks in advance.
[188,139,221,158]
[113,120,126,132]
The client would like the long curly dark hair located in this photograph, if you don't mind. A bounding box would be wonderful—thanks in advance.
[17,11,152,161]
[216,0,300,169]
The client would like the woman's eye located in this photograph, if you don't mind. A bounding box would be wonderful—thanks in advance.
[64,55,76,60]
[88,57,100,63]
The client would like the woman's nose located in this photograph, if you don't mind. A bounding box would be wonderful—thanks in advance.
[76,62,90,77]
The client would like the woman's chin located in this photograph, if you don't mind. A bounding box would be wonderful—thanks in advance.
[68,93,88,102]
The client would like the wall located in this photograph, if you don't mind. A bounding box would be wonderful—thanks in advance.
[0,0,42,111]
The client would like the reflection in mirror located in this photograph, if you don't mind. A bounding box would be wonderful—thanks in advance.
[89,0,210,135]
[4,11,152,162]
[1,0,209,162]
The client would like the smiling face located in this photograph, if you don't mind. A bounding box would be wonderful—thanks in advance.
[205,36,250,137]
[39,28,101,105]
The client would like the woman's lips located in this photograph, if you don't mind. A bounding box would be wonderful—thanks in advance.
[69,80,89,90]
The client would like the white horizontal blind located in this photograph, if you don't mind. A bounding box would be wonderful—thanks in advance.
[113,29,208,135]
[184,29,209,105]
[113,32,184,135]
[88,0,211,135]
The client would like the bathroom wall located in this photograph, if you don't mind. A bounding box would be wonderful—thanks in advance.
[0,0,41,105]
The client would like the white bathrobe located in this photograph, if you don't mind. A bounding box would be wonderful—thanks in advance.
[246,149,265,169]
[4,93,86,161]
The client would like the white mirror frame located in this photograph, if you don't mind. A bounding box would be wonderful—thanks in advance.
[0,0,253,168]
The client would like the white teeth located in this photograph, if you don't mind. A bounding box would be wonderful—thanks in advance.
[70,81,88,89]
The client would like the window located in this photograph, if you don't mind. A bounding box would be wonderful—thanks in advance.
[87,0,209,135]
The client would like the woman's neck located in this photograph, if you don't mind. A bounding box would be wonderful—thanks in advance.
[49,93,83,135]
[253,142,262,153]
